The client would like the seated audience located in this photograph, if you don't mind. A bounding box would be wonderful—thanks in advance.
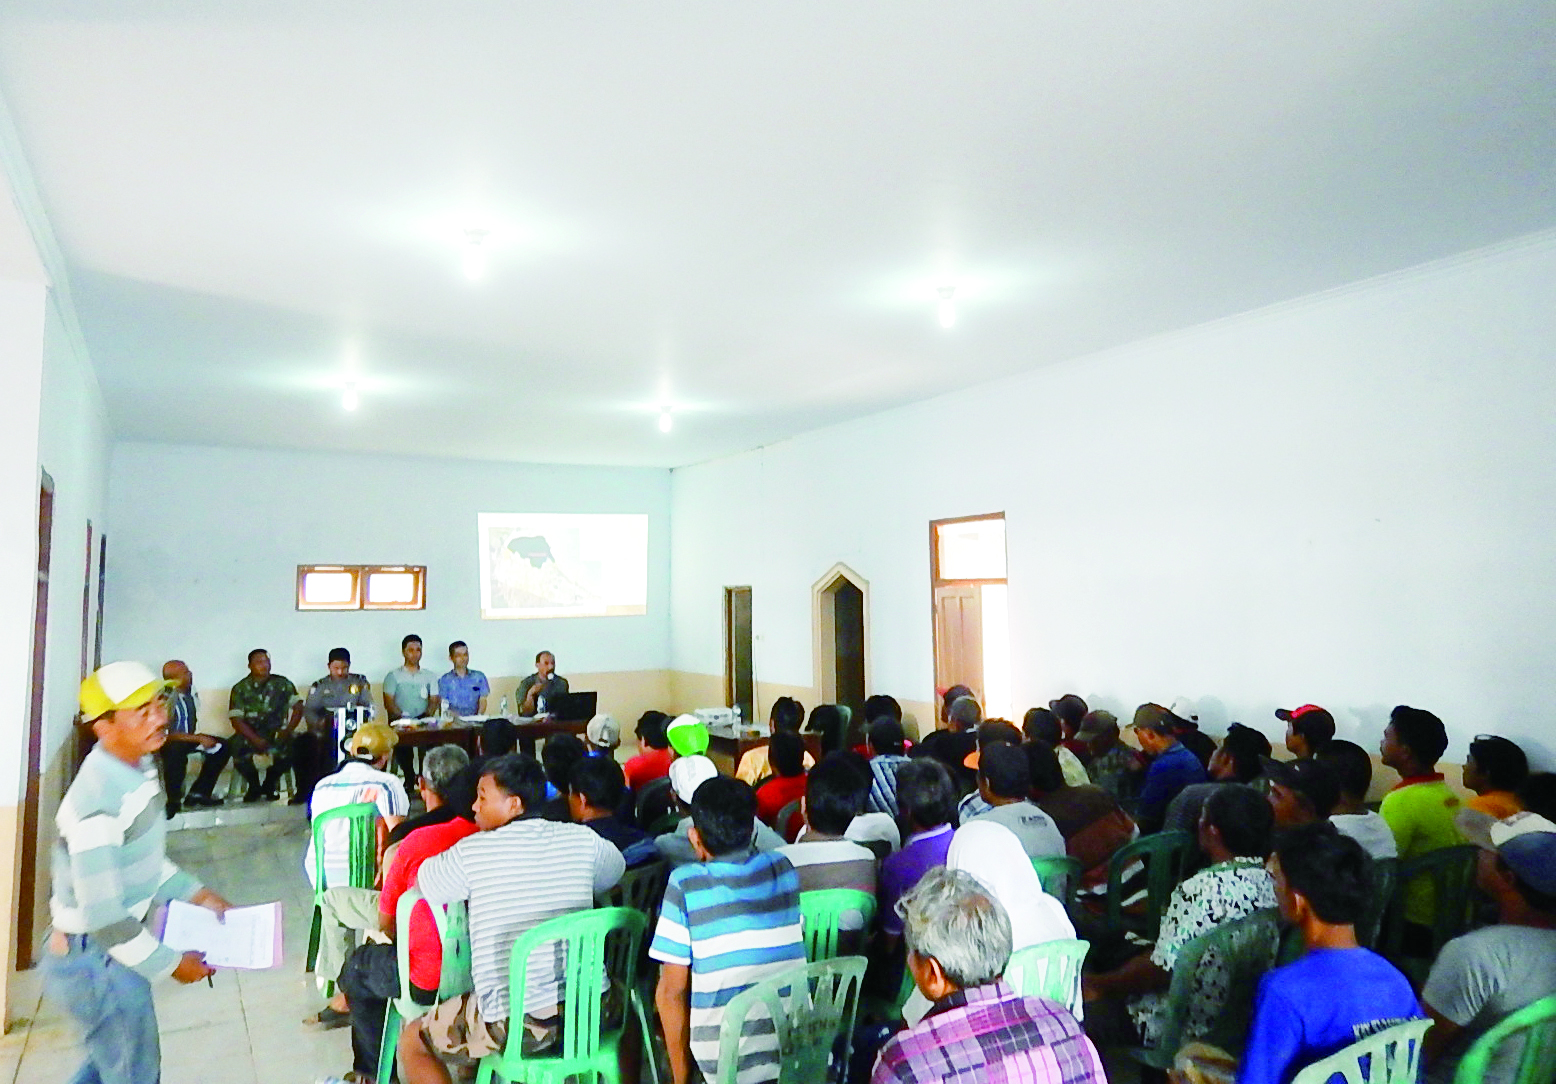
[398,754,625,1084]
[866,717,913,817]
[1130,705,1208,834]
[1462,734,1529,819]
[305,723,407,892]
[754,730,810,830]
[651,775,806,1084]
[873,867,1105,1084]
[1028,740,1136,886]
[332,765,480,1081]
[583,712,621,758]
[965,743,1065,860]
[880,759,959,948]
[387,744,471,846]
[1521,772,1556,821]
[1166,699,1217,768]
[568,755,658,868]
[778,756,877,942]
[1079,710,1139,801]
[1422,810,1556,1084]
[657,755,785,867]
[826,749,901,851]
[1024,706,1091,787]
[537,732,586,820]
[1278,703,1336,760]
[1083,786,1277,1052]
[806,703,849,756]
[735,696,813,785]
[1315,739,1398,859]
[1164,722,1272,841]
[861,694,904,754]
[956,720,1023,821]
[939,684,973,725]
[1379,705,1464,941]
[910,694,981,785]
[1263,756,1341,829]
[623,710,675,791]
[1049,693,1092,759]
[1234,823,1421,1084]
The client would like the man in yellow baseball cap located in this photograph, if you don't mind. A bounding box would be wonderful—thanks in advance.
[41,661,234,1084]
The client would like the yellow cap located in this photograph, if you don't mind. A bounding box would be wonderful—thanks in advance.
[79,661,171,722]
[347,722,399,760]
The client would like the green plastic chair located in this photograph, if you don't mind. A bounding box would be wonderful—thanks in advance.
[1290,1017,1430,1084]
[1452,993,1556,1084]
[305,801,380,979]
[715,956,867,1084]
[1031,856,1082,910]
[1004,938,1089,1018]
[1383,844,1480,969]
[1132,908,1281,1072]
[1104,830,1193,940]
[1357,857,1398,950]
[376,889,474,1084]
[475,906,657,1084]
[799,889,877,962]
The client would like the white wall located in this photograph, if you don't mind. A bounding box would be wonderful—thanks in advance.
[104,443,672,705]
[670,231,1556,767]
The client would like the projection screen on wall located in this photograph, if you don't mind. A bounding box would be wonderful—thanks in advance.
[477,512,649,619]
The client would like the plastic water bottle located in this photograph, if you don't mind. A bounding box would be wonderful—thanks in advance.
[499,695,509,718]
[732,703,743,731]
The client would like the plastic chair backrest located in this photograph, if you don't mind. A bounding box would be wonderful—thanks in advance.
[798,890,877,962]
[1031,856,1082,907]
[776,799,804,842]
[715,956,867,1084]
[1386,844,1479,959]
[1290,1018,1430,1084]
[394,889,474,1005]
[1147,908,1280,1065]
[600,859,670,917]
[635,775,675,827]
[1004,938,1089,1018]
[310,801,378,896]
[1358,857,1398,950]
[1105,830,1192,937]
[1452,993,1556,1084]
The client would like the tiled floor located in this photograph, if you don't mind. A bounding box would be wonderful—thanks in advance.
[4,805,352,1084]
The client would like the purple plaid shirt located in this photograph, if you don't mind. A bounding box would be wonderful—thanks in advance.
[872,981,1105,1084]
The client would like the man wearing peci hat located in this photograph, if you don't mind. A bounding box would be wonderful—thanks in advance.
[1278,703,1336,760]
[43,662,234,1084]
[1421,811,1556,1083]
[653,755,785,868]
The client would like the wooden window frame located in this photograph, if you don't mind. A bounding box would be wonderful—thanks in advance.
[296,564,427,611]
[363,565,428,611]
[929,512,1008,588]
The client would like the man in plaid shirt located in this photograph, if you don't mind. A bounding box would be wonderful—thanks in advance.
[873,867,1105,1084]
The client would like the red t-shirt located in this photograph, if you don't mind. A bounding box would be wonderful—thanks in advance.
[755,773,809,828]
[623,746,675,791]
[378,817,480,992]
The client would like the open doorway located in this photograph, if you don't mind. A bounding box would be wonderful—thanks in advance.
[930,513,1010,718]
[17,473,54,970]
[812,564,868,722]
[723,586,754,724]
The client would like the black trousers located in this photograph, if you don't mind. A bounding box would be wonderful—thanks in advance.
[160,739,230,812]
[339,942,435,1077]
[292,728,339,805]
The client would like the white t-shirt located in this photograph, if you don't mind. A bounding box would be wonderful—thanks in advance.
[844,811,901,852]
[1424,925,1556,1084]
[304,759,409,888]
[1331,811,1399,860]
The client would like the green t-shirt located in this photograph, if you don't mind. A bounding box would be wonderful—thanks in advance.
[1380,776,1464,926]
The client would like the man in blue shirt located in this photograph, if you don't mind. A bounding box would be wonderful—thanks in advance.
[1236,822,1421,1084]
[437,640,489,717]
[1130,704,1207,834]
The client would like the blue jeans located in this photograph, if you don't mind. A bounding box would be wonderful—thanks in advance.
[40,933,161,1084]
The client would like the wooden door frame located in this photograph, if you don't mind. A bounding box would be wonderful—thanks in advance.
[811,563,870,704]
[17,471,54,971]
[722,585,754,718]
[928,512,1006,707]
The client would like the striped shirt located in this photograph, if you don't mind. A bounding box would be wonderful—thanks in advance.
[867,754,911,817]
[649,850,806,1084]
[49,747,203,980]
[304,760,409,888]
[417,817,625,1021]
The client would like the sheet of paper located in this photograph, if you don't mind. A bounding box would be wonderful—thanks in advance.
[162,900,283,970]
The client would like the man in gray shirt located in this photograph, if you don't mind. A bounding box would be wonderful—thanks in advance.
[967,742,1065,859]
[518,650,569,715]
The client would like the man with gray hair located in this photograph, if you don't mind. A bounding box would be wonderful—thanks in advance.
[910,694,982,786]
[387,744,472,846]
[872,867,1105,1084]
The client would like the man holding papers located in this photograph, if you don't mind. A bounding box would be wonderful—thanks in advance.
[43,661,234,1084]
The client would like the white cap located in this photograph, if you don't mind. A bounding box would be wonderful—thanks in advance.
[1168,696,1197,722]
[669,755,719,804]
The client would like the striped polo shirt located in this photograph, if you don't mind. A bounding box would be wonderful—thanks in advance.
[649,849,806,1083]
[50,747,203,980]
[416,816,625,1021]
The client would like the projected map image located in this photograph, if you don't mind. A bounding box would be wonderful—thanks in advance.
[477,512,649,619]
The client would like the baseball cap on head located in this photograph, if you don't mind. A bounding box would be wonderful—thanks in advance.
[1260,756,1341,818]
[585,713,621,751]
[1075,710,1119,740]
[1457,809,1556,896]
[1168,697,1197,722]
[669,755,719,804]
[1275,704,1331,724]
[79,661,172,722]
[666,714,710,756]
[348,723,399,760]
[1130,704,1174,733]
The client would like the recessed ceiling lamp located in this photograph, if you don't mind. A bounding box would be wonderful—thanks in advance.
[937,285,957,329]
[461,228,491,281]
[342,381,360,412]
[658,409,673,433]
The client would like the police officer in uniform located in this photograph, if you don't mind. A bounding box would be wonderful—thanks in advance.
[291,646,374,805]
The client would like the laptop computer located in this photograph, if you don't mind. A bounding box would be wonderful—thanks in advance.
[548,691,597,721]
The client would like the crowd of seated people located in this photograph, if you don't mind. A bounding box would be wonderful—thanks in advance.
[289,683,1555,1084]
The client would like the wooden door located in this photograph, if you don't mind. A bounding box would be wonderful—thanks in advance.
[933,584,983,703]
[18,476,53,969]
[724,587,754,723]
[832,581,866,720]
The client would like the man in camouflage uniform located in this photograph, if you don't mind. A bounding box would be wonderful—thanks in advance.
[226,647,302,802]
[293,646,375,805]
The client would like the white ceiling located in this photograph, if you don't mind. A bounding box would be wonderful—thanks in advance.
[1,2,1552,468]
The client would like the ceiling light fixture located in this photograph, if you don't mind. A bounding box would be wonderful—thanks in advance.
[937,285,957,329]
[342,382,360,412]
[461,228,491,281]
[658,409,673,433]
